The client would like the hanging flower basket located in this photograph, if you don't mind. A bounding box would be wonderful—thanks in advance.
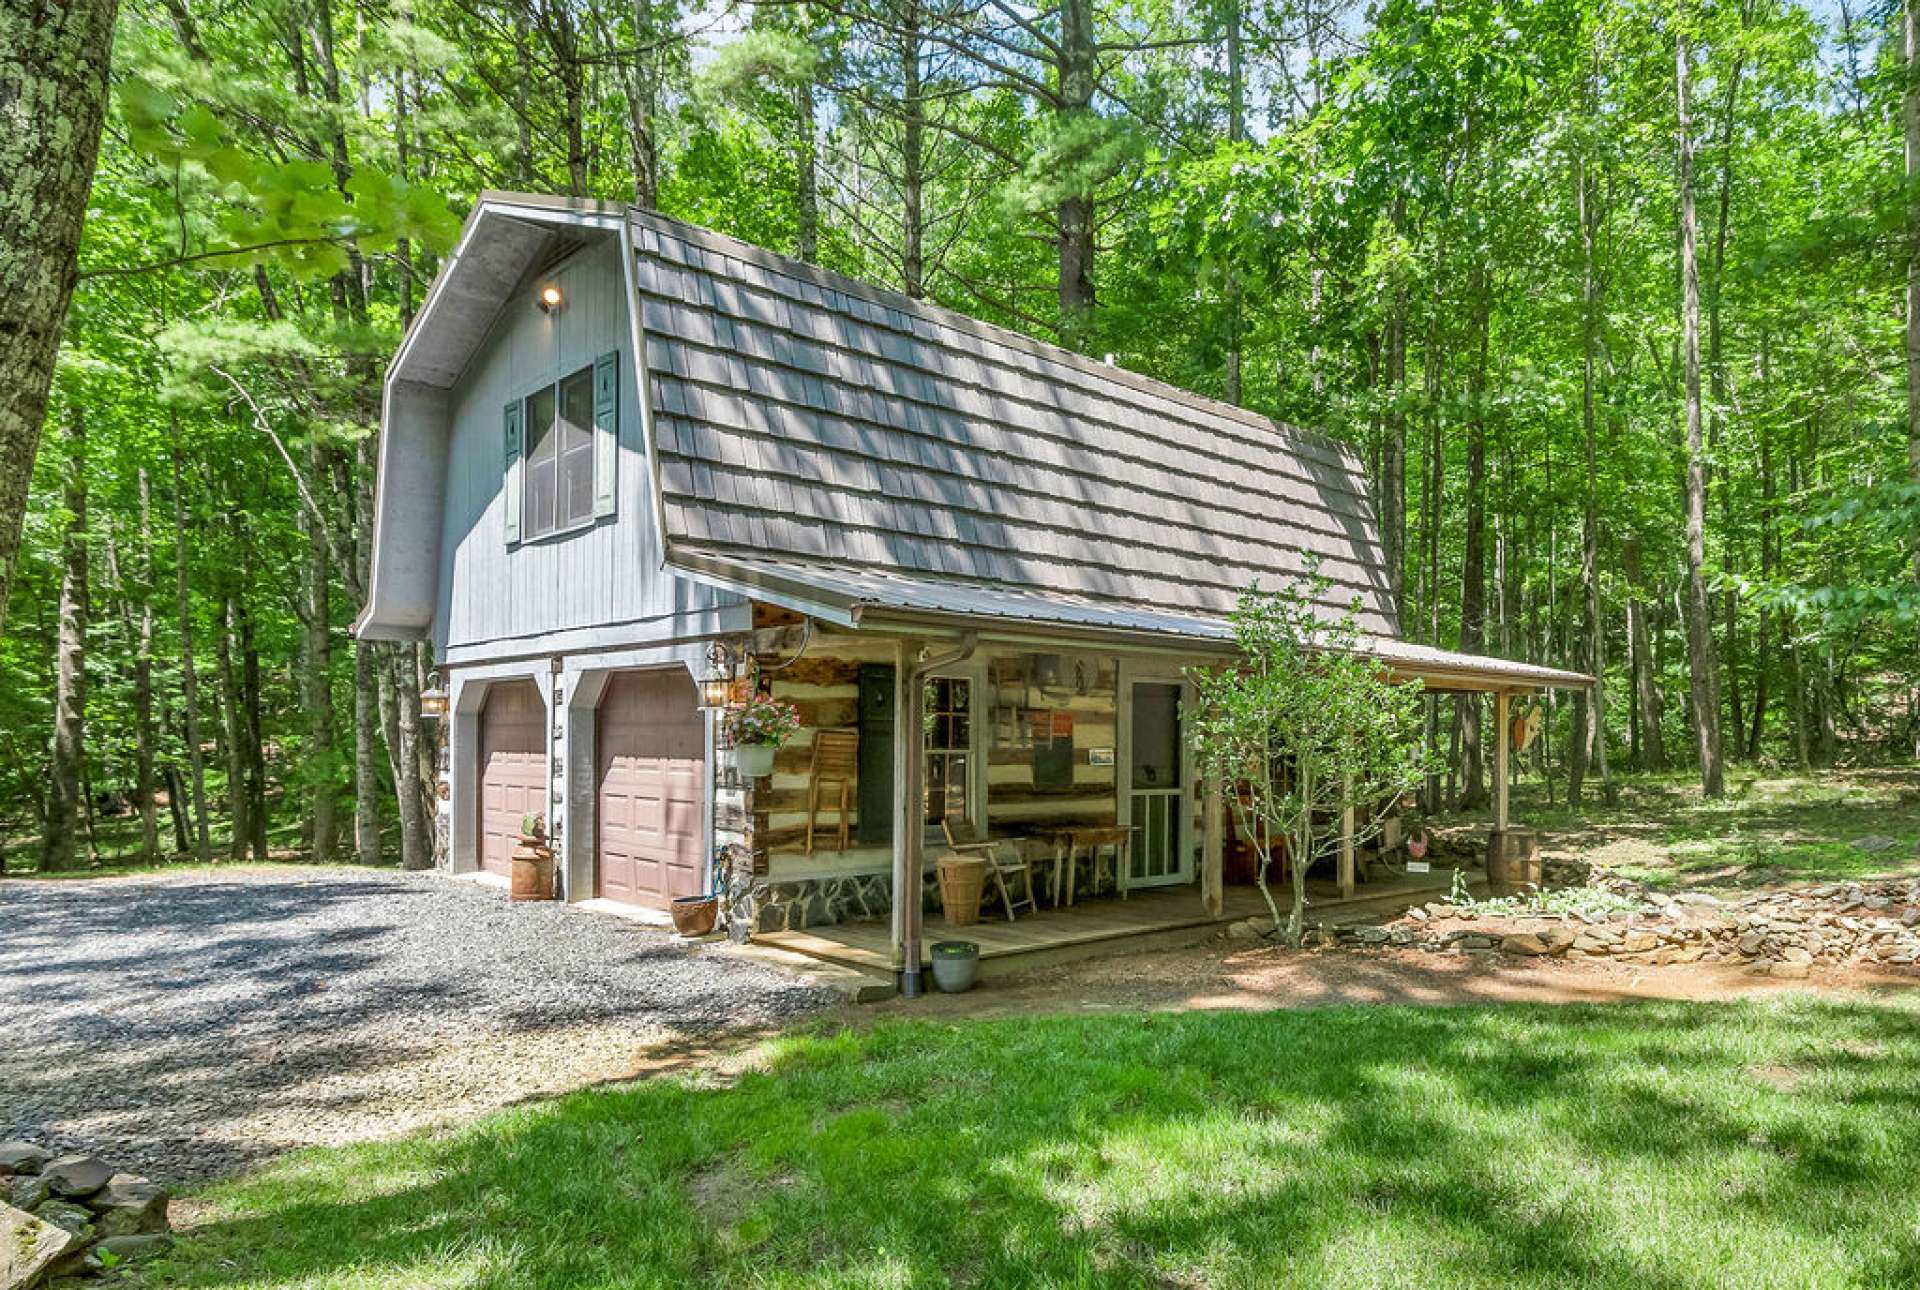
[724,695,800,780]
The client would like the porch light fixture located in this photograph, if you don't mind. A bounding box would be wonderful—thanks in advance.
[698,641,744,710]
[537,284,565,314]
[419,673,449,719]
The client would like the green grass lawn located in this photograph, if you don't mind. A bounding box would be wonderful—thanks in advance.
[1497,767,1920,893]
[141,994,1920,1289]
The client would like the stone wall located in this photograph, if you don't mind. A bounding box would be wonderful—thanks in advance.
[1332,877,1920,979]
[0,1142,172,1282]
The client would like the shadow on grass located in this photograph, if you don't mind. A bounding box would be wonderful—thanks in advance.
[1444,767,1920,892]
[150,994,1920,1289]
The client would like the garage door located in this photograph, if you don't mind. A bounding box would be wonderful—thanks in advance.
[597,670,706,909]
[478,680,546,877]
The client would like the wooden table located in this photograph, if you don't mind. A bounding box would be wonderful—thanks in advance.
[1036,825,1134,906]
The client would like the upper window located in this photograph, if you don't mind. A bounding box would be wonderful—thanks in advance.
[523,365,596,540]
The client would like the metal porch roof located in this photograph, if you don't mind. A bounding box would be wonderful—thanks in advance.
[669,551,1591,692]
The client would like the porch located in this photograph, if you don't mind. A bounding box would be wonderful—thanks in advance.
[757,868,1481,978]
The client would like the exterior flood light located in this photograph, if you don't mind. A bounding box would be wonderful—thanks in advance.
[538,284,564,314]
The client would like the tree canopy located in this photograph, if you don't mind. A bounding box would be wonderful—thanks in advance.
[4,0,1916,865]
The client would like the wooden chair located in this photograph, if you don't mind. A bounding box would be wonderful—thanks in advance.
[941,817,1037,921]
[805,730,860,855]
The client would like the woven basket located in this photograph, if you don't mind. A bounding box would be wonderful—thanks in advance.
[935,853,989,927]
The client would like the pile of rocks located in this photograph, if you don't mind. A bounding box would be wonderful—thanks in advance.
[1,1143,170,1287]
[1317,877,1920,980]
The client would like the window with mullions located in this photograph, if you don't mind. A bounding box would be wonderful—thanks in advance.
[523,365,596,539]
[923,676,972,829]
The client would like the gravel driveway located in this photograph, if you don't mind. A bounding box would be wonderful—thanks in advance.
[0,868,831,1181]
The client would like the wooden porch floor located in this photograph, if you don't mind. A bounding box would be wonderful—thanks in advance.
[756,869,1476,974]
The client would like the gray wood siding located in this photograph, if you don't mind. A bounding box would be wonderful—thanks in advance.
[436,237,737,655]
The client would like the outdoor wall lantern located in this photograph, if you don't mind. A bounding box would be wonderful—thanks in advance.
[419,673,449,719]
[537,284,565,314]
[699,641,744,710]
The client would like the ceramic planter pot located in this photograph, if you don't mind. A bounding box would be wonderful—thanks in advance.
[671,894,718,937]
[930,940,980,993]
[733,744,777,778]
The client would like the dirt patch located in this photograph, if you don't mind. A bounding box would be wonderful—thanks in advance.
[1746,1063,1805,1091]
[858,934,1920,1023]
[687,1158,755,1221]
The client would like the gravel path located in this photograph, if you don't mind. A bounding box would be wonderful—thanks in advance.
[0,868,831,1181]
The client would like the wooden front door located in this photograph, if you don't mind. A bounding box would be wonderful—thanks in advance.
[1124,679,1190,887]
[478,680,547,877]
[596,669,706,909]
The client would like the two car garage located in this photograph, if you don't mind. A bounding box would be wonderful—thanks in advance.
[476,669,707,910]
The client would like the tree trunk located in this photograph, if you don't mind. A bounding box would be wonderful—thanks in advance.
[1787,618,1812,771]
[172,444,212,859]
[1708,49,1745,757]
[41,408,89,872]
[900,0,925,298]
[216,595,251,860]
[1222,0,1245,403]
[1905,0,1920,583]
[380,645,434,869]
[301,452,338,861]
[1676,26,1725,798]
[1571,142,1615,807]
[239,594,269,861]
[132,470,159,860]
[0,0,118,635]
[163,763,191,854]
[623,0,662,208]
[1747,334,1775,758]
[1456,270,1490,810]
[1383,197,1409,629]
[794,75,819,263]
[1623,535,1667,771]
[1055,0,1097,348]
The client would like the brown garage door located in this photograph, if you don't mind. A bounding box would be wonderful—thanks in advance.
[597,670,706,909]
[478,680,546,877]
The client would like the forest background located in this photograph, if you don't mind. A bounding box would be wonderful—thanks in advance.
[3,0,1917,870]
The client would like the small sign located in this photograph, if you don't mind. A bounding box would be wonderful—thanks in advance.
[1406,859,1431,874]
[1088,747,1115,767]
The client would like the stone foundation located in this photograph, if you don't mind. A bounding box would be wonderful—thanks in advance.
[725,868,952,935]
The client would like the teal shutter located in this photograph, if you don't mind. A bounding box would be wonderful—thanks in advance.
[503,400,524,545]
[592,351,618,519]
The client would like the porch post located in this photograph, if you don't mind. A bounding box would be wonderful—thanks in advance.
[1201,773,1223,917]
[1493,690,1511,834]
[889,639,913,976]
[1338,771,1356,900]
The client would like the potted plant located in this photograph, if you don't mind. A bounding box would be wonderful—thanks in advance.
[930,940,980,993]
[725,694,800,778]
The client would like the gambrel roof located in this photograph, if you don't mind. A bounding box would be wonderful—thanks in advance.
[356,192,1587,691]
[625,208,1397,638]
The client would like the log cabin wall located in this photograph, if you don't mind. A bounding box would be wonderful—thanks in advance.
[755,629,899,881]
[756,637,1125,876]
[733,625,1209,933]
[981,648,1120,840]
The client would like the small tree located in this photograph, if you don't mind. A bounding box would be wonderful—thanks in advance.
[1187,569,1432,946]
